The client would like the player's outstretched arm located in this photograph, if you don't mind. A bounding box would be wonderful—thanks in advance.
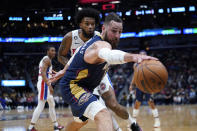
[58,32,72,65]
[49,46,80,83]
[84,41,158,65]
[48,64,69,83]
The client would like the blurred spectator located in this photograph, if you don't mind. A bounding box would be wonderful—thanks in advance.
[0,96,6,110]
[120,92,127,106]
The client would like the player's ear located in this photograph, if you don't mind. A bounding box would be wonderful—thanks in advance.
[102,25,105,32]
[79,22,82,29]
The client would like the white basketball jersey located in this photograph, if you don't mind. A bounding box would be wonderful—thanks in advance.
[38,56,52,81]
[70,29,100,56]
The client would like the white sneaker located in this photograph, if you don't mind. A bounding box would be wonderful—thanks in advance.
[154,128,161,131]
[116,127,122,131]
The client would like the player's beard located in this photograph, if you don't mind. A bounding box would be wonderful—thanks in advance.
[82,29,94,39]
[103,31,118,49]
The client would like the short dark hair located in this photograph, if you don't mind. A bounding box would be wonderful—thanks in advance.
[75,8,100,26]
[104,12,122,25]
[47,46,55,52]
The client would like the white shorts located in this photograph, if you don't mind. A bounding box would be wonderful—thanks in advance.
[37,79,52,101]
[93,73,113,96]
[73,100,107,122]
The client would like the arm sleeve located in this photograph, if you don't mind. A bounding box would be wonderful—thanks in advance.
[98,48,126,65]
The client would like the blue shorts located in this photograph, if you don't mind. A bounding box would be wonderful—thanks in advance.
[136,88,151,102]
[59,81,98,118]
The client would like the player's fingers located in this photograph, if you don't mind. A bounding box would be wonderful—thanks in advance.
[137,57,142,63]
[149,56,158,60]
[52,70,57,74]
[48,72,53,75]
[142,56,158,61]
[49,78,55,83]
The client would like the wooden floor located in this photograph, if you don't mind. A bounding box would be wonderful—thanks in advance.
[0,105,197,131]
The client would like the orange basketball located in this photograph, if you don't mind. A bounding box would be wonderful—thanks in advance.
[133,60,168,94]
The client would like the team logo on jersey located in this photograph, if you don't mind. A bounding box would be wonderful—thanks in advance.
[74,36,78,40]
[78,93,93,106]
[100,83,106,90]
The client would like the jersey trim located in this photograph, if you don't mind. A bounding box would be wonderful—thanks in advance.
[69,69,88,101]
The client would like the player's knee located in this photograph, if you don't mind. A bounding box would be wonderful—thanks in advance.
[148,100,153,104]
[134,100,141,108]
[94,109,111,122]
[74,120,88,127]
[148,100,155,108]
[66,120,88,131]
[48,99,55,108]
[38,101,45,109]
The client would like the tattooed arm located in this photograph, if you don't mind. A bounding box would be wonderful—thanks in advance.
[58,32,72,65]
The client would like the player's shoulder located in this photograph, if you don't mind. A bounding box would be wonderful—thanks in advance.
[72,29,79,34]
[42,56,51,64]
[61,31,73,44]
[94,40,111,49]
[63,29,81,41]
[63,31,72,39]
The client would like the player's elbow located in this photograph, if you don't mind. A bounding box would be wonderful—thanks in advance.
[57,54,64,63]
[40,72,45,78]
[57,55,62,63]
[105,98,118,111]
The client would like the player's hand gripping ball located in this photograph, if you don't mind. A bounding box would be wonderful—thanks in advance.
[133,60,168,94]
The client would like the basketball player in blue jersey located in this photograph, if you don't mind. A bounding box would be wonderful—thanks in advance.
[57,8,134,131]
[130,50,160,128]
[28,47,64,131]
[51,13,157,131]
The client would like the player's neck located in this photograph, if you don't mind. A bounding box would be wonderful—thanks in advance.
[47,55,52,60]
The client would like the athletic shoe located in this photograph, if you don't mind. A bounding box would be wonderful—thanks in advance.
[27,127,37,131]
[54,124,64,131]
[130,122,143,131]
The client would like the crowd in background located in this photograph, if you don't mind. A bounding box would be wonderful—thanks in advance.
[0,21,73,37]
[0,48,197,110]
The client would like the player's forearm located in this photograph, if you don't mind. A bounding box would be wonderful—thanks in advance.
[58,55,68,66]
[98,48,138,64]
[57,64,69,78]
[124,53,137,63]
[62,64,69,72]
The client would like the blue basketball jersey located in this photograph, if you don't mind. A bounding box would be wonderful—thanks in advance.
[60,35,108,92]
[59,35,108,117]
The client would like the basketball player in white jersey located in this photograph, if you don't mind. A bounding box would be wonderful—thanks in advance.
[57,8,139,131]
[28,47,64,131]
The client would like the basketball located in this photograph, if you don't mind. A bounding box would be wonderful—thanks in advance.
[133,60,168,94]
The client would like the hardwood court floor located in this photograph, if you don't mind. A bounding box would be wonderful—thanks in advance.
[0,105,197,131]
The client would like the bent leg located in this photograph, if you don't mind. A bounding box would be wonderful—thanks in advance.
[102,87,129,119]
[65,119,88,131]
[94,109,113,131]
